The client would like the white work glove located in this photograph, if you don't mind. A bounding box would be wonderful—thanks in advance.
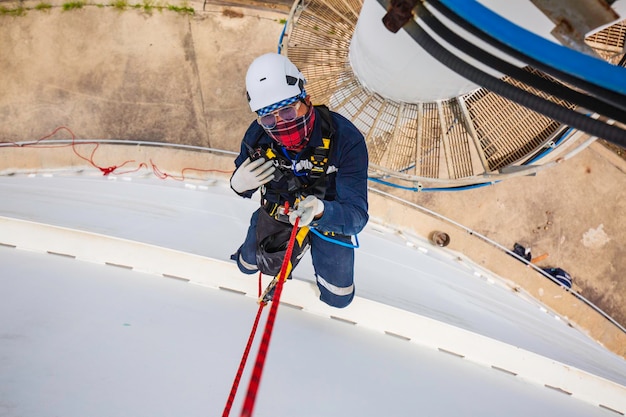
[289,195,324,227]
[230,157,275,194]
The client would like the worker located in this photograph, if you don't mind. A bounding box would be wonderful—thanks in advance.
[230,53,368,308]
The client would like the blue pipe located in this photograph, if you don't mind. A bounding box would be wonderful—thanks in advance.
[437,0,626,95]
[368,177,498,192]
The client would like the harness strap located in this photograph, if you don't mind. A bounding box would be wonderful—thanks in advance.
[309,137,331,178]
[253,105,335,205]
[262,201,290,223]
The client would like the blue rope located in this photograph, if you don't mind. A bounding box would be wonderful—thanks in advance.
[310,227,360,248]
[281,147,307,177]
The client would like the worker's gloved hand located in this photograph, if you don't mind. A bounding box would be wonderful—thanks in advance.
[230,157,275,194]
[289,195,324,227]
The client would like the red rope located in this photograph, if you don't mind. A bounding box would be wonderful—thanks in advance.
[2,126,138,176]
[149,158,232,181]
[222,219,299,417]
[3,126,233,179]
[239,217,300,417]
[222,296,265,417]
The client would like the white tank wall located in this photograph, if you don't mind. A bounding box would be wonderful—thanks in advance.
[2,172,626,416]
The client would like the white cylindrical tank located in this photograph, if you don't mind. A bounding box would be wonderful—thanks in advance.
[349,0,480,102]
[349,0,558,102]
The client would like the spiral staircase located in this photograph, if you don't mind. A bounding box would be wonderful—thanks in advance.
[281,0,626,187]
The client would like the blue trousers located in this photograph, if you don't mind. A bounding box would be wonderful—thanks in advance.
[233,209,355,308]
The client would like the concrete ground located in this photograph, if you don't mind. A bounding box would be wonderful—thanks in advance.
[1,1,625,351]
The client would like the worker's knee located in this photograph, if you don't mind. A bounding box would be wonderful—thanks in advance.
[316,274,355,308]
[231,247,258,275]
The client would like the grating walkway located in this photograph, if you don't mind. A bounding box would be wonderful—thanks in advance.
[283,0,624,186]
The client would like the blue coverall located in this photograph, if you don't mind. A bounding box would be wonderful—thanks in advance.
[232,107,369,308]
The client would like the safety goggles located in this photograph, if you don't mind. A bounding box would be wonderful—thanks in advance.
[258,101,302,129]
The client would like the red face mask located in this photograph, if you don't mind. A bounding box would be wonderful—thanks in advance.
[264,105,316,151]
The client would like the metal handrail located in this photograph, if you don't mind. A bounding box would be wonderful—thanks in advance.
[2,138,623,334]
[368,186,626,335]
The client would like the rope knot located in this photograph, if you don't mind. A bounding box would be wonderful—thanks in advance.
[100,166,117,176]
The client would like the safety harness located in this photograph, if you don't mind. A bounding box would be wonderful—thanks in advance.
[247,105,335,222]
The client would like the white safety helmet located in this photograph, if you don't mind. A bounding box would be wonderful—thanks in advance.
[246,53,306,113]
